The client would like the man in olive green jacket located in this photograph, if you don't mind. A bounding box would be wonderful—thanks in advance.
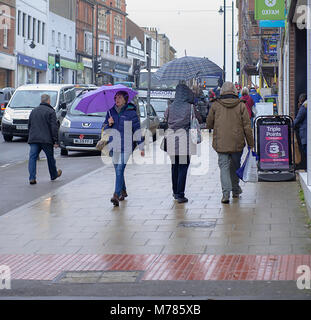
[207,82,254,204]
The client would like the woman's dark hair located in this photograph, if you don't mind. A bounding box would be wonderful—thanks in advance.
[115,91,129,104]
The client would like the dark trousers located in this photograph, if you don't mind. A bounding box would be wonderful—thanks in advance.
[29,143,58,181]
[170,156,191,199]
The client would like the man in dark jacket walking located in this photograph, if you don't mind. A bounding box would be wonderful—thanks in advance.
[28,94,62,184]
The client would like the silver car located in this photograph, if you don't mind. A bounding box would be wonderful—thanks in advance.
[138,99,160,142]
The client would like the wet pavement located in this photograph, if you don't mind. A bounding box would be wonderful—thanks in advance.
[0,131,311,294]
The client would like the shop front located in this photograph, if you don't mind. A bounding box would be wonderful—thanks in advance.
[0,53,16,88]
[48,56,84,84]
[77,57,93,84]
[17,53,48,87]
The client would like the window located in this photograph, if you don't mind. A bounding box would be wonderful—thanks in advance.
[84,31,92,55]
[22,13,26,37]
[116,0,121,9]
[3,24,8,47]
[120,46,124,57]
[33,18,36,41]
[28,15,31,39]
[63,34,67,50]
[99,38,109,55]
[69,36,72,52]
[17,10,21,36]
[114,15,122,37]
[42,22,45,44]
[115,45,119,56]
[98,9,107,32]
[58,32,61,48]
[52,30,55,47]
[37,20,41,43]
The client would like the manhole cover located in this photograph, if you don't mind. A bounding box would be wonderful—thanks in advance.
[178,221,217,228]
[54,271,144,284]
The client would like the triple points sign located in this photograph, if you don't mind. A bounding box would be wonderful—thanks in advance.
[255,0,285,20]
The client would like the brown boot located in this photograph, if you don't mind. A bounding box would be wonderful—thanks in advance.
[119,190,128,201]
[110,193,120,207]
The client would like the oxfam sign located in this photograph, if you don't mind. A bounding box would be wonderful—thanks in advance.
[255,0,285,20]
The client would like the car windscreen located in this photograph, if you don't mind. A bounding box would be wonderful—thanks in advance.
[9,90,58,109]
[150,99,169,112]
[69,96,107,117]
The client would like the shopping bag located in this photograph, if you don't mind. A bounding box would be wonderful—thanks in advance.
[236,148,258,183]
[190,106,202,144]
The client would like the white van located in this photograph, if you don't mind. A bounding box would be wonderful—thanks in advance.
[1,84,76,142]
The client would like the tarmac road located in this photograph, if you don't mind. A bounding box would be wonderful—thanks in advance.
[0,134,105,216]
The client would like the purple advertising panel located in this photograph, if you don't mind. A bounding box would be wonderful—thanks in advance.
[259,124,289,170]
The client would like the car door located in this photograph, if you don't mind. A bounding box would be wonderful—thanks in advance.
[139,102,148,137]
[148,104,159,135]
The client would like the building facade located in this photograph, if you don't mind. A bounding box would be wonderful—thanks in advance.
[48,0,80,84]
[0,0,16,88]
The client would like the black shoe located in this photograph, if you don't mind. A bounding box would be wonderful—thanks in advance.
[51,169,62,181]
[221,195,230,204]
[119,190,128,201]
[173,193,178,200]
[177,197,188,204]
[110,193,120,207]
[29,180,37,185]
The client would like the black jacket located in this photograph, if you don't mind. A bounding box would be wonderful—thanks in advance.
[28,103,58,145]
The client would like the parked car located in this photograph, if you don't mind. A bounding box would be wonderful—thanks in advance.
[58,87,105,156]
[1,84,76,142]
[59,90,144,156]
[0,87,15,125]
[150,98,171,130]
[139,100,160,141]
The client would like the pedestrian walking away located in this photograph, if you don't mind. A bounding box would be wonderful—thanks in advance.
[103,91,145,207]
[27,94,62,185]
[206,81,254,204]
[294,95,308,171]
[164,83,200,204]
[240,87,255,127]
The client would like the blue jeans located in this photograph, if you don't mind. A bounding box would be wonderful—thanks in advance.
[170,156,191,199]
[112,152,131,197]
[28,143,58,181]
[218,152,243,197]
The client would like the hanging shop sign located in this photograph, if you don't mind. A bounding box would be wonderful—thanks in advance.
[255,0,285,20]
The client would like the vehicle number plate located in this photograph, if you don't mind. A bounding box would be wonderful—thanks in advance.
[16,125,28,130]
[73,139,93,145]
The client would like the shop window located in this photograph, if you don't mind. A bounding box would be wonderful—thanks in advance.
[3,24,8,48]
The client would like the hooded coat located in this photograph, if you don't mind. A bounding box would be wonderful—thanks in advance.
[294,101,307,145]
[164,84,197,156]
[206,89,254,153]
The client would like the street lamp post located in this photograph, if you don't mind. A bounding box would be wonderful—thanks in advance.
[219,1,235,83]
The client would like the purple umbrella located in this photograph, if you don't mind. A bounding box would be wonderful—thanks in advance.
[74,84,138,114]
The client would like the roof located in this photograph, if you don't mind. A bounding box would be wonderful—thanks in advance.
[15,84,75,91]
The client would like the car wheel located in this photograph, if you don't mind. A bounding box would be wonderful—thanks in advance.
[60,148,68,156]
[3,134,13,142]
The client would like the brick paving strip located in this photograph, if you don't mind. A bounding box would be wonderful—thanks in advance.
[0,254,310,281]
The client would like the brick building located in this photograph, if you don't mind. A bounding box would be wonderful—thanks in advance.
[0,0,16,88]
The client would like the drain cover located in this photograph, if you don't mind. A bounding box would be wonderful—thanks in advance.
[178,221,217,228]
[55,271,143,284]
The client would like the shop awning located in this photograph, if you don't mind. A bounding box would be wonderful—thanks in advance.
[103,71,128,80]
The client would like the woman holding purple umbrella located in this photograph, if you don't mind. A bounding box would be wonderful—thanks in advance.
[103,91,145,207]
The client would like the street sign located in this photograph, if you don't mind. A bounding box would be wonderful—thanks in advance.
[254,116,296,182]
[255,0,285,20]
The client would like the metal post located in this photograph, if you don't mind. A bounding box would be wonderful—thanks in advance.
[232,1,234,83]
[91,3,94,84]
[95,3,99,86]
[223,0,226,82]
[307,0,311,185]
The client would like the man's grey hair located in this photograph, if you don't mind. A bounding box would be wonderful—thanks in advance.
[220,81,238,96]
[241,87,249,96]
[41,94,50,104]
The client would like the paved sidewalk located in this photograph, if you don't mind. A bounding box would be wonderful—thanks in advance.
[0,132,310,282]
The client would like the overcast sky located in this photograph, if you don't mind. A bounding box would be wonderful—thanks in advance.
[126,0,239,82]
